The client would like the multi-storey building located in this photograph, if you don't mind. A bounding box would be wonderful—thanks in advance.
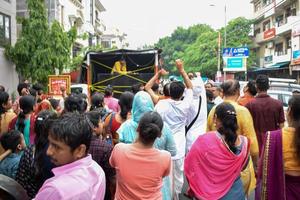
[251,0,300,78]
[17,0,107,56]
[101,27,128,49]
[0,0,19,92]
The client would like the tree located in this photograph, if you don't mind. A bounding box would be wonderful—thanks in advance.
[5,0,76,84]
[155,17,254,78]
[155,24,213,72]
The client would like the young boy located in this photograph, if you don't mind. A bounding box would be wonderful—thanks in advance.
[34,113,106,200]
[0,130,26,179]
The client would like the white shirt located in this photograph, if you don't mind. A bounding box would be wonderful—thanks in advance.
[155,89,193,160]
[186,77,207,151]
[214,96,223,106]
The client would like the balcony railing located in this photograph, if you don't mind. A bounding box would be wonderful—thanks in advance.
[276,16,300,35]
[273,49,291,63]
[253,1,275,20]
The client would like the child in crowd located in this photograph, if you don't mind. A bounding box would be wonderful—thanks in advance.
[0,130,26,179]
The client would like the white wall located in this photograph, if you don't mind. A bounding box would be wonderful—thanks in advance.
[0,0,19,94]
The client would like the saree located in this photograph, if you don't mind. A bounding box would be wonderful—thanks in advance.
[256,129,300,200]
[184,132,248,200]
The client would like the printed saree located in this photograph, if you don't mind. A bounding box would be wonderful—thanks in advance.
[256,129,300,200]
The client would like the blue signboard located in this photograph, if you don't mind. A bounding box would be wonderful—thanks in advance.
[223,47,249,57]
[227,57,243,68]
[293,50,300,59]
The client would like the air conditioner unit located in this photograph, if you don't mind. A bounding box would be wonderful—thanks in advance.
[267,42,274,48]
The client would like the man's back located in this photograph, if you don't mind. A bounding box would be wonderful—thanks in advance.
[35,155,106,200]
[246,94,285,150]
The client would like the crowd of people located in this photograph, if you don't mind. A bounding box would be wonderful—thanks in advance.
[0,59,300,200]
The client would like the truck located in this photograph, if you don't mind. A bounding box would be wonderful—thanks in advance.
[77,48,160,97]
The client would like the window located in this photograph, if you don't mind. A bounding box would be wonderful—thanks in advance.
[275,43,283,56]
[263,20,271,31]
[95,11,99,20]
[254,2,261,12]
[254,28,261,36]
[276,15,284,27]
[263,0,273,6]
[0,13,11,47]
[101,41,110,48]
[286,37,291,49]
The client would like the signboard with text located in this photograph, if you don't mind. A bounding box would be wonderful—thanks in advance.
[223,57,247,72]
[48,75,71,96]
[292,50,300,65]
[264,28,276,40]
[222,47,249,57]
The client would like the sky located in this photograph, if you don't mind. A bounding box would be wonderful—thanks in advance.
[100,0,253,49]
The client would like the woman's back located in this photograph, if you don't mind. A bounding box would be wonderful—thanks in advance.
[110,143,171,200]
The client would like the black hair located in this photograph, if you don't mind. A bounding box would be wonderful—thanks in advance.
[29,88,37,98]
[64,93,86,114]
[0,85,5,92]
[170,81,185,100]
[17,83,29,96]
[221,80,240,97]
[32,83,43,95]
[246,80,257,96]
[104,86,113,97]
[85,108,108,128]
[119,91,134,120]
[288,95,300,162]
[48,98,60,110]
[0,91,9,115]
[34,110,57,187]
[16,95,35,134]
[131,83,144,94]
[256,74,269,92]
[49,112,93,152]
[206,89,214,102]
[151,83,159,93]
[90,92,105,111]
[163,83,170,97]
[137,111,163,145]
[215,102,238,154]
[0,130,22,153]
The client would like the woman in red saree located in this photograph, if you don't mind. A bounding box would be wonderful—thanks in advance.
[257,95,300,200]
[184,102,249,200]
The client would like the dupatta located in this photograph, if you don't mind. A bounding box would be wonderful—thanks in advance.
[256,129,285,200]
[184,132,248,200]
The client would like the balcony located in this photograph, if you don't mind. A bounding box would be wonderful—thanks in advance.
[276,16,300,36]
[273,49,292,63]
[95,18,106,34]
[254,32,264,44]
[253,2,275,20]
[70,0,84,9]
[95,0,106,12]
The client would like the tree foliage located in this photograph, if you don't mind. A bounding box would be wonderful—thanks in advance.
[5,0,76,84]
[155,17,254,78]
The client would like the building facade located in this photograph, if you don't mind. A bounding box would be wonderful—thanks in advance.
[101,27,128,49]
[0,0,19,93]
[17,0,107,56]
[251,0,300,78]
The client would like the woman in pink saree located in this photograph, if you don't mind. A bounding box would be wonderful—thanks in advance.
[256,95,300,200]
[184,102,249,200]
